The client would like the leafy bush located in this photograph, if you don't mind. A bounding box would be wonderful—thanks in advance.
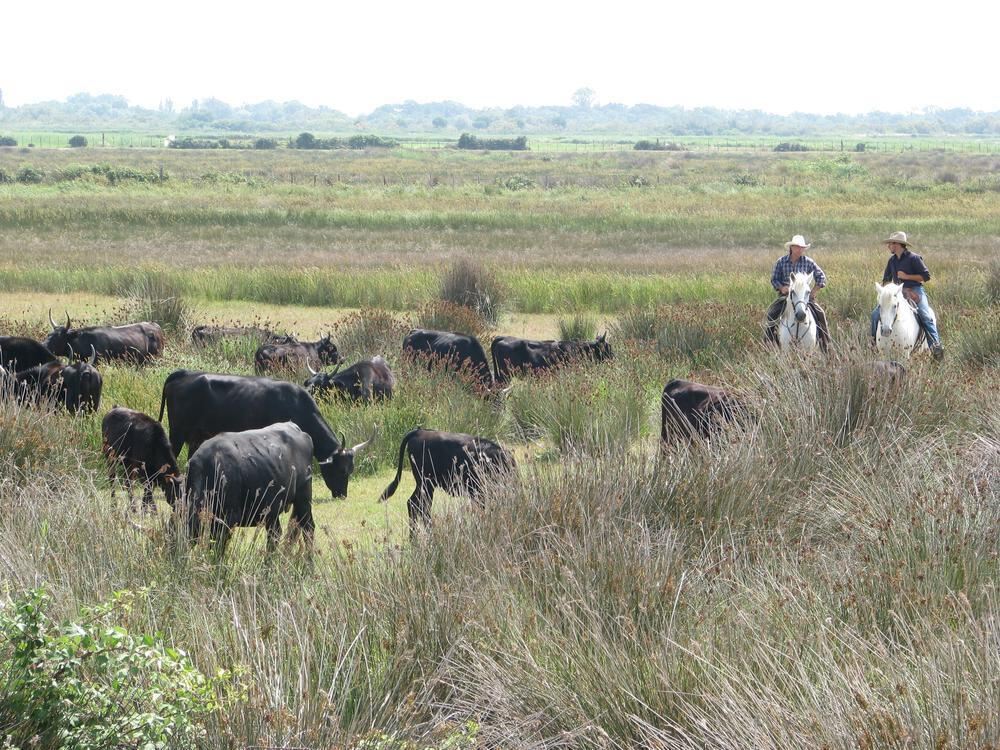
[68,134,87,147]
[495,174,535,191]
[415,300,490,338]
[16,166,43,184]
[733,173,761,186]
[457,133,528,150]
[774,141,809,152]
[348,134,397,149]
[169,136,232,149]
[439,258,506,327]
[624,174,651,187]
[0,135,16,146]
[254,137,278,149]
[0,168,12,184]
[0,588,229,750]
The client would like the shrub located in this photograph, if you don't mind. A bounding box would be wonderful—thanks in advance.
[457,133,528,151]
[348,134,397,149]
[774,141,809,152]
[558,313,597,341]
[439,258,506,327]
[415,300,490,338]
[68,134,87,147]
[0,588,229,750]
[254,137,278,149]
[633,140,683,151]
[624,174,651,187]
[16,166,43,184]
[0,168,12,184]
[333,308,411,360]
[495,174,535,191]
[114,272,189,333]
[0,135,17,146]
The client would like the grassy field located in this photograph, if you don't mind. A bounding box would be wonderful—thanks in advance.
[1,144,998,749]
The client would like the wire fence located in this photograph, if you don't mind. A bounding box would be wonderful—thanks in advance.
[4,133,1000,154]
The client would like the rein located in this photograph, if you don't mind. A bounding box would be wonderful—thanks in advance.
[782,290,813,344]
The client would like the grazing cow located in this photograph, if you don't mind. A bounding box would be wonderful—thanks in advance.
[0,336,58,372]
[402,328,494,390]
[12,347,102,414]
[45,310,164,365]
[254,334,340,374]
[159,369,372,498]
[491,333,613,384]
[661,379,743,441]
[102,406,182,510]
[379,427,515,537]
[183,422,315,555]
[191,325,292,347]
[304,356,396,402]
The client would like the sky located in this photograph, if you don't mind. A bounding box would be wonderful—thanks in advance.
[2,0,998,117]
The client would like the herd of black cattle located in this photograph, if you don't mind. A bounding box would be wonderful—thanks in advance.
[1,312,775,552]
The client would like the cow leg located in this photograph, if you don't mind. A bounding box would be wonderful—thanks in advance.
[141,484,155,512]
[288,485,315,552]
[210,519,232,557]
[266,518,282,553]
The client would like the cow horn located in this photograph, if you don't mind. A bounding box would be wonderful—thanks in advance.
[350,425,377,454]
[88,345,97,366]
[67,344,75,361]
[306,357,318,376]
[65,311,72,329]
[48,308,57,330]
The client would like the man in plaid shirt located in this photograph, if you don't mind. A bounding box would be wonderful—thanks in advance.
[764,234,831,350]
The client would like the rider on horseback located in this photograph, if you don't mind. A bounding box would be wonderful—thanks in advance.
[764,235,831,351]
[869,231,944,359]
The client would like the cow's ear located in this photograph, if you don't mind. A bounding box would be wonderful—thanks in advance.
[597,331,606,343]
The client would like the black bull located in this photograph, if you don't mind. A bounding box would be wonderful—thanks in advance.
[403,329,494,389]
[45,310,164,364]
[491,333,613,383]
[159,370,372,498]
[102,406,182,510]
[12,352,102,414]
[183,422,316,555]
[254,335,339,373]
[0,336,58,372]
[379,428,515,536]
[660,379,744,441]
[304,356,395,402]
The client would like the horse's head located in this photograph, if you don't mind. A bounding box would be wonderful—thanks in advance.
[875,282,904,336]
[788,272,814,322]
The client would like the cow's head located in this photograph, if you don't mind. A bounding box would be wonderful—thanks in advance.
[590,332,614,361]
[316,334,341,366]
[44,309,76,357]
[60,346,101,414]
[303,359,341,396]
[157,465,183,507]
[317,428,375,498]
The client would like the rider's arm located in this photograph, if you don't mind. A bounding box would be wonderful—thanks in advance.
[770,260,786,294]
[811,261,827,289]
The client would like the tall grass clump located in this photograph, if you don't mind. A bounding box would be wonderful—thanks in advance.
[114,272,190,333]
[333,308,411,361]
[414,300,491,338]
[439,258,506,327]
[557,313,597,341]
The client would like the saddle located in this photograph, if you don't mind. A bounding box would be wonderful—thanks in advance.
[902,288,920,307]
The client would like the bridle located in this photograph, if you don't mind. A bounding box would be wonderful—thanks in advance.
[782,287,813,344]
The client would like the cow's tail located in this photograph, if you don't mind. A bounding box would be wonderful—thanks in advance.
[158,370,184,422]
[490,337,506,386]
[379,428,420,503]
[660,380,685,442]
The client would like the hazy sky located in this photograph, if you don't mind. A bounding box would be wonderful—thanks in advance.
[2,0,998,116]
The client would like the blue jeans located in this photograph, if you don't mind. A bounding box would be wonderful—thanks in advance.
[870,286,940,347]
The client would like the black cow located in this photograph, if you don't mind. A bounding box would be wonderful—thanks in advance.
[191,325,292,347]
[13,348,102,414]
[102,406,182,510]
[661,379,743,441]
[45,310,164,365]
[158,369,372,498]
[183,422,315,555]
[304,356,396,402]
[254,335,340,374]
[379,427,515,537]
[402,329,494,390]
[0,336,58,372]
[491,333,613,384]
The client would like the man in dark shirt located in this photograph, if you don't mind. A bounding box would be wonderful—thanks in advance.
[764,234,831,351]
[870,231,943,358]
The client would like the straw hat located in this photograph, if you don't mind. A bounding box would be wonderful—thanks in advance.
[882,231,912,247]
[784,234,811,250]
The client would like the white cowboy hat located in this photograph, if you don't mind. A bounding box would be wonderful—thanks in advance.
[882,231,912,247]
[784,234,811,250]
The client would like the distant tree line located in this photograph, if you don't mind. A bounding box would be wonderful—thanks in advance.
[3,92,1000,136]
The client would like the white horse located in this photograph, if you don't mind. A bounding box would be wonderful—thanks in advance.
[778,272,818,351]
[874,282,926,358]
